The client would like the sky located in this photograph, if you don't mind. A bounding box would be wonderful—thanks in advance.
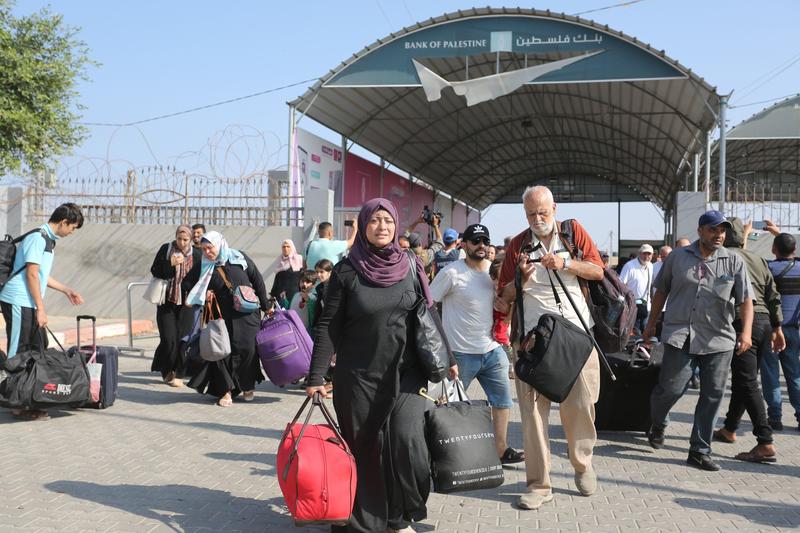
[11,1,800,251]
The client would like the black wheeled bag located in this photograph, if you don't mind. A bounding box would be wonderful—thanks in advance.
[69,315,119,409]
[1,328,90,409]
[594,343,663,431]
[425,380,504,494]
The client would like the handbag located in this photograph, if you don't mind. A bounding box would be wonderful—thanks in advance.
[217,266,260,313]
[143,277,168,305]
[425,379,504,494]
[199,295,232,362]
[406,252,449,383]
[513,266,594,403]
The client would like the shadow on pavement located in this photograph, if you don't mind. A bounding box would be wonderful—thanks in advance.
[101,411,286,439]
[45,481,276,532]
[675,497,800,528]
[206,452,276,476]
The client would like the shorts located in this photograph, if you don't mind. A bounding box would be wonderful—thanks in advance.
[453,345,513,409]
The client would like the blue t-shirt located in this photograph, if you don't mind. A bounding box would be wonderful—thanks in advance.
[305,239,348,270]
[0,224,58,308]
[768,258,800,327]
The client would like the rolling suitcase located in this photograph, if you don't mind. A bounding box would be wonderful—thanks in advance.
[277,393,356,526]
[594,342,662,432]
[256,303,312,387]
[71,315,119,409]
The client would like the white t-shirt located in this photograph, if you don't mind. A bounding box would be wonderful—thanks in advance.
[429,259,499,354]
[620,257,653,308]
[522,230,593,335]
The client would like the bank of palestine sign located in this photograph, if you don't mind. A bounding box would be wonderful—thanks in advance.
[325,15,685,92]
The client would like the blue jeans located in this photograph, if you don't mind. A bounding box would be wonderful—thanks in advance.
[761,325,800,423]
[650,343,733,455]
[452,346,513,409]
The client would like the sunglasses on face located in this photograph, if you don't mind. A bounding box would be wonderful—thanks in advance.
[468,237,490,245]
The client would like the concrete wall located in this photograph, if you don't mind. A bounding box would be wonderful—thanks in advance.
[35,224,304,320]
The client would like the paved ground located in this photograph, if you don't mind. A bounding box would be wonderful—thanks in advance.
[1,334,799,532]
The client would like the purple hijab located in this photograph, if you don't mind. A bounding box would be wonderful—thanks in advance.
[348,198,433,305]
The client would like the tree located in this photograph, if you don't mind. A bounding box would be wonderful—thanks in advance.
[0,1,93,176]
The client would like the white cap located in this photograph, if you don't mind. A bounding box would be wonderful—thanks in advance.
[639,244,654,254]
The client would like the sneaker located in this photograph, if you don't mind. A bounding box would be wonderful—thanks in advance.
[686,452,720,471]
[647,425,665,449]
[387,527,415,533]
[768,419,784,431]
[688,376,700,390]
[574,469,597,496]
[517,491,553,510]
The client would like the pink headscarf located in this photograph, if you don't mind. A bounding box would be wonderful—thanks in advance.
[275,239,303,272]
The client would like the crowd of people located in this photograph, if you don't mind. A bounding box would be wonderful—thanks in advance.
[2,190,799,533]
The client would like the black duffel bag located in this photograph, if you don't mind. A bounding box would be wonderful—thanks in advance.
[513,266,594,403]
[425,380,504,494]
[0,328,90,409]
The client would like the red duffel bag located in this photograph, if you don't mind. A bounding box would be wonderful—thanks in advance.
[277,392,357,526]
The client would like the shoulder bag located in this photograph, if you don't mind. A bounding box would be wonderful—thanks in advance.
[406,252,449,383]
[217,266,260,313]
[143,244,171,305]
[513,263,594,403]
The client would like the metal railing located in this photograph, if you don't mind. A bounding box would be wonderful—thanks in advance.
[126,281,159,356]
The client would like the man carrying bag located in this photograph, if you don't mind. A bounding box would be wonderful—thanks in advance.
[495,186,605,510]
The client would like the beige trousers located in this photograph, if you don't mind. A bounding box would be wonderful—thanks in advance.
[513,348,601,495]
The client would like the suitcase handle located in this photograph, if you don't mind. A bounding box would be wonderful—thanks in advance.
[280,393,350,481]
[76,315,97,351]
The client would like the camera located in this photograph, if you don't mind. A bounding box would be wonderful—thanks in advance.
[422,205,443,226]
[521,242,543,263]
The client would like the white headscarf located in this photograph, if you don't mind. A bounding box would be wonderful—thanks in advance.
[186,231,247,305]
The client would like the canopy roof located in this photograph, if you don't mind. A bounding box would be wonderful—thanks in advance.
[720,95,800,179]
[291,7,719,210]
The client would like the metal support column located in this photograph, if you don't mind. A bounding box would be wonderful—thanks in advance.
[617,200,621,258]
[693,153,699,192]
[705,131,712,206]
[718,95,729,213]
[287,106,297,225]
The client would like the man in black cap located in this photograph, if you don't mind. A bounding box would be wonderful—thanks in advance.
[429,223,524,466]
[643,210,754,471]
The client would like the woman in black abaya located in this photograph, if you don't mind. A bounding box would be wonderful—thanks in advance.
[306,198,457,533]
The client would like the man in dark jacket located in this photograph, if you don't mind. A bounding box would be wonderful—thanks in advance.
[713,218,785,463]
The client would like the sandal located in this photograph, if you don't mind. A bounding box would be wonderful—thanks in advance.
[712,428,736,443]
[168,379,184,388]
[217,395,233,407]
[242,391,255,402]
[500,447,525,465]
[734,446,777,463]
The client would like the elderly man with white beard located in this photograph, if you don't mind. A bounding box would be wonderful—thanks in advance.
[494,186,605,510]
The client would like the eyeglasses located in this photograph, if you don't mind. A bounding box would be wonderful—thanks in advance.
[468,237,490,245]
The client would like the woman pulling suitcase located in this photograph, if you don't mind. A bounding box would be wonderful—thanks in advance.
[184,231,270,406]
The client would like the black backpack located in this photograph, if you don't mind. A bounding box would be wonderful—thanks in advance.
[0,229,51,291]
[558,220,637,353]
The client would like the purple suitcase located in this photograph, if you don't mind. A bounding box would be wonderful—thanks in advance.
[256,307,312,387]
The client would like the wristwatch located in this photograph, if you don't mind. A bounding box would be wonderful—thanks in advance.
[562,257,572,270]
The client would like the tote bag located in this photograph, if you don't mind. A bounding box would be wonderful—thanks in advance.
[425,380,504,494]
[199,296,232,362]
